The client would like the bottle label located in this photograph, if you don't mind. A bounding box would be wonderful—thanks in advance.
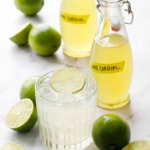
[90,61,125,74]
[60,12,89,24]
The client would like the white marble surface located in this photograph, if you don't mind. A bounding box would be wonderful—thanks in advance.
[0,0,150,149]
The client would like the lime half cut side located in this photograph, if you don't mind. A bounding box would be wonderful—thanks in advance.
[122,140,150,150]
[50,67,85,93]
[5,98,37,132]
[10,22,32,46]
[0,142,24,150]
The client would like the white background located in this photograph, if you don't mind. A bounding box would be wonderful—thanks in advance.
[0,0,150,149]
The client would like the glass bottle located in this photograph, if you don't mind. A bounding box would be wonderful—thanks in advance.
[90,0,134,109]
[59,0,97,58]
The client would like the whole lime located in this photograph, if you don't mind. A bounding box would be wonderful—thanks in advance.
[14,0,44,16]
[92,113,131,150]
[28,25,61,56]
[20,76,39,105]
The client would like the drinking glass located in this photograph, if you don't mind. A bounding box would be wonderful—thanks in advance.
[35,71,97,150]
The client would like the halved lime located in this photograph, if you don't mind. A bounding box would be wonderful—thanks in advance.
[122,140,150,150]
[10,22,32,46]
[0,142,24,150]
[5,98,37,132]
[50,67,85,93]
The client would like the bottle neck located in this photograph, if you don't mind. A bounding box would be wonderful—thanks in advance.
[100,0,123,20]
[98,0,123,7]
[96,0,128,38]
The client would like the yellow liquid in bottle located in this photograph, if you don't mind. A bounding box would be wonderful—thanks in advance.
[90,33,132,109]
[60,0,97,58]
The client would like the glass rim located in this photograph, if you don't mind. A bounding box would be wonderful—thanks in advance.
[35,71,97,106]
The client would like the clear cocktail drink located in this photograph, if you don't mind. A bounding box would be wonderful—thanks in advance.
[35,68,97,150]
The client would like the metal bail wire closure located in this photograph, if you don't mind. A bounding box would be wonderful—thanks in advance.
[96,0,134,24]
[123,0,134,24]
[96,0,101,12]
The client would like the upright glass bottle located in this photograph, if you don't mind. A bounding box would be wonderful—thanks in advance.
[59,0,97,58]
[90,0,133,109]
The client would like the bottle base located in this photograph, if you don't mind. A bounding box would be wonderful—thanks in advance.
[63,46,91,58]
[96,95,130,110]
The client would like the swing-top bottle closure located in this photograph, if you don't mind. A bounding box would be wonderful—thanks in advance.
[96,0,134,24]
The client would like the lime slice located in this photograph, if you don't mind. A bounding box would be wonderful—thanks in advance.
[122,140,150,150]
[0,142,24,150]
[5,98,37,132]
[50,67,85,93]
[10,22,32,46]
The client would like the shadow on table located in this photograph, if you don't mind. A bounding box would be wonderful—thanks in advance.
[84,141,99,150]
[95,96,134,122]
[11,123,41,148]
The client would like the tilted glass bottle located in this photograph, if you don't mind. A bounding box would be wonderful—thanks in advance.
[59,0,97,58]
[90,0,133,109]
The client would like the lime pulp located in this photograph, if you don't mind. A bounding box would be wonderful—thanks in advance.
[50,67,85,93]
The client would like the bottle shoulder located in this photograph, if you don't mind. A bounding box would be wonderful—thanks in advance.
[95,33,129,47]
